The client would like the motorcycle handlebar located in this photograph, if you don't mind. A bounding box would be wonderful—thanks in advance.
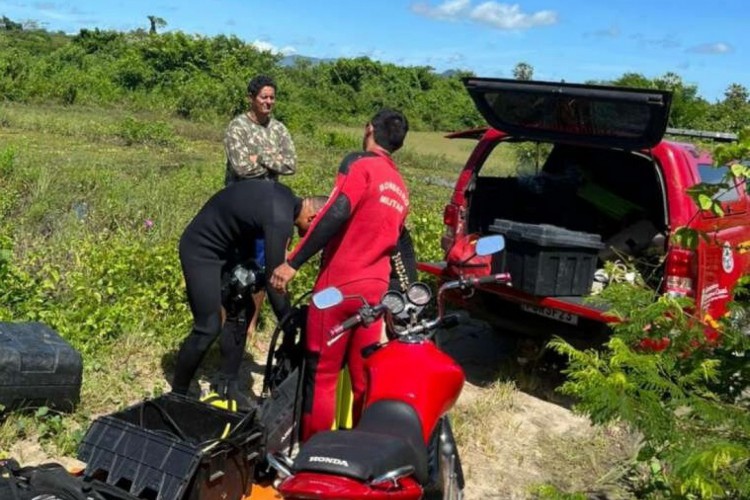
[396,311,468,338]
[327,273,503,345]
[331,314,363,337]
[327,304,390,346]
[469,272,511,286]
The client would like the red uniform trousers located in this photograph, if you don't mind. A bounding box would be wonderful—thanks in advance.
[301,278,387,442]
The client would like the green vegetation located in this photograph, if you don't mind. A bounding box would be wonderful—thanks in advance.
[2,18,750,135]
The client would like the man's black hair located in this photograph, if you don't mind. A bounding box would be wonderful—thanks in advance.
[293,196,328,219]
[371,108,409,153]
[247,74,276,97]
[293,196,303,219]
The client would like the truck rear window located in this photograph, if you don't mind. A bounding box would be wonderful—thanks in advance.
[698,164,741,202]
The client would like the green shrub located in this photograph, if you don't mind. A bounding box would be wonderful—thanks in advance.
[0,231,189,352]
[551,280,750,498]
[313,129,360,150]
[116,116,179,147]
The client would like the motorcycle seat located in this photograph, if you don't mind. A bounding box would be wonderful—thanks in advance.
[293,400,428,484]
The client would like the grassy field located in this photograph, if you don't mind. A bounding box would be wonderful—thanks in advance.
[328,125,476,168]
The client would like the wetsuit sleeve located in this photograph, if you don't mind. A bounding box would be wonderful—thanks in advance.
[389,227,418,292]
[286,153,370,270]
[263,203,295,320]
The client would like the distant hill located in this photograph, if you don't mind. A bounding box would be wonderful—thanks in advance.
[440,69,462,78]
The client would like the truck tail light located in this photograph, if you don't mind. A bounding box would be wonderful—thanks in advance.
[443,203,458,227]
[664,248,697,297]
[441,203,459,253]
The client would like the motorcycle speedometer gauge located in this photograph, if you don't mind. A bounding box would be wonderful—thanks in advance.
[406,282,432,306]
[381,291,406,315]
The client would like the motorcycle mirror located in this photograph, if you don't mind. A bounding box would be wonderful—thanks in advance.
[312,287,344,310]
[475,235,505,256]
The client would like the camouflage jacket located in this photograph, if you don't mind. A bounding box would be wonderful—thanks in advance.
[224,114,297,184]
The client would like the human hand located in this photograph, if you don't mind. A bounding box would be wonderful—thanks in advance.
[270,262,297,293]
[248,154,258,165]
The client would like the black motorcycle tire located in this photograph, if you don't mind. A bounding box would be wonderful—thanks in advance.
[438,416,464,500]
[424,416,464,500]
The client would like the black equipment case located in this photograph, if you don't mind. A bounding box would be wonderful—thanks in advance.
[0,322,83,411]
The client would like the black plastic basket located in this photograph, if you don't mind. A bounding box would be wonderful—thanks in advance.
[78,393,262,500]
[490,219,604,296]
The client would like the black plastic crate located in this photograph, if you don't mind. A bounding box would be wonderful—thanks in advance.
[78,393,263,500]
[0,322,82,411]
[491,220,604,296]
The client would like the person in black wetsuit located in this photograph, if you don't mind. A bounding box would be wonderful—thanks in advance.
[171,180,327,410]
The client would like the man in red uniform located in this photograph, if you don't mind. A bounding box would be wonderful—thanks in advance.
[270,108,410,441]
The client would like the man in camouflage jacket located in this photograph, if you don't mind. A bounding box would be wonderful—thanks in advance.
[224,74,297,184]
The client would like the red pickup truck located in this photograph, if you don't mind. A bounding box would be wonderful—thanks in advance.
[419,77,748,337]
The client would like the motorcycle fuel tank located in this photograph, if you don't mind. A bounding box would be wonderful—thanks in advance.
[364,339,465,443]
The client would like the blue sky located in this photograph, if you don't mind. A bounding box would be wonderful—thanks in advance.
[1,0,747,102]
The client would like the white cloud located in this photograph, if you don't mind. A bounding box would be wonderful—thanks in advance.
[469,2,557,30]
[411,0,471,20]
[687,42,732,54]
[412,0,557,30]
[251,40,297,56]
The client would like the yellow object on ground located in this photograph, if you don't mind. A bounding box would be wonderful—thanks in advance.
[333,368,353,430]
[244,483,282,499]
[200,391,239,413]
[198,392,235,439]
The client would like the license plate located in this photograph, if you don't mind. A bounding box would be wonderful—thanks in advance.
[520,304,579,325]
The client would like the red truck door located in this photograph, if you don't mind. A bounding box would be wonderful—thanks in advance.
[693,163,749,321]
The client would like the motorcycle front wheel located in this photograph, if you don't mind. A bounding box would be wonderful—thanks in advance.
[425,416,465,500]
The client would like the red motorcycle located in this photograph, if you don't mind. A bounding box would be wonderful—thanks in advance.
[266,235,508,500]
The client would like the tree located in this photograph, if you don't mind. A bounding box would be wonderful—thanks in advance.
[652,72,708,129]
[610,72,653,89]
[147,16,166,35]
[1,16,23,31]
[717,85,750,132]
[512,62,534,80]
[724,83,749,105]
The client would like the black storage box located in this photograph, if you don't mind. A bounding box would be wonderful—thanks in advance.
[489,219,604,296]
[0,322,82,411]
[77,393,263,500]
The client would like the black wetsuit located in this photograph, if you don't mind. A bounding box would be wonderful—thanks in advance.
[172,180,298,394]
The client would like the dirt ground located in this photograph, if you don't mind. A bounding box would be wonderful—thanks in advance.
[436,319,640,499]
[9,319,639,500]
